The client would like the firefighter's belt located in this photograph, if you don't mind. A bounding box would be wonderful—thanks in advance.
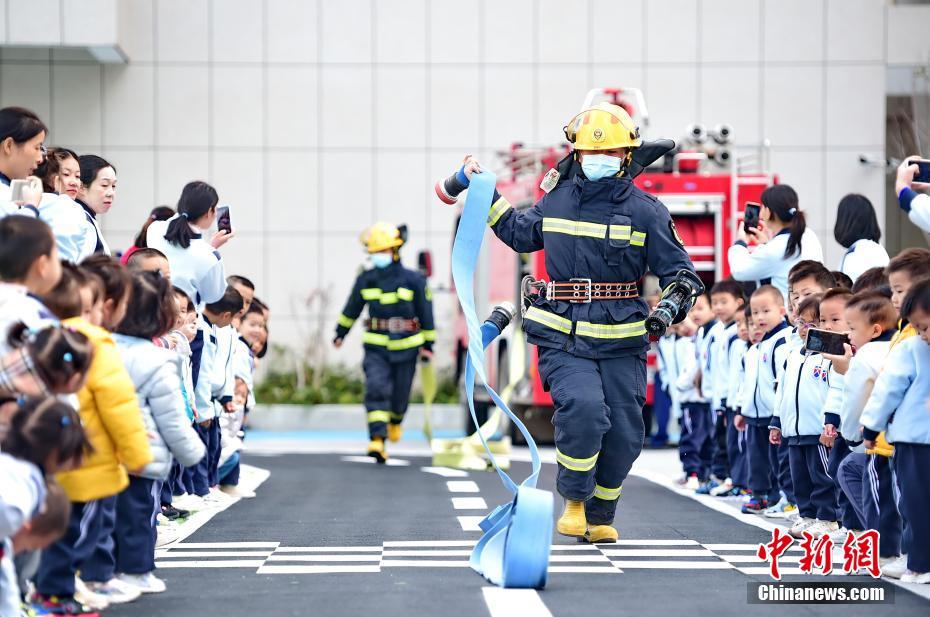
[365,317,420,333]
[544,279,639,303]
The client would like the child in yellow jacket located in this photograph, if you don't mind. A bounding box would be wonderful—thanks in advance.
[33,256,151,614]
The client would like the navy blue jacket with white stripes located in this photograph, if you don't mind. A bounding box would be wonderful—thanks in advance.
[487,163,695,359]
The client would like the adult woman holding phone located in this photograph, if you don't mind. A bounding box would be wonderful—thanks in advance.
[146,180,234,311]
[727,184,823,301]
[834,194,889,283]
[0,106,47,217]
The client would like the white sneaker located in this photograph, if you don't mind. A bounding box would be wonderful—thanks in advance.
[827,527,855,543]
[171,493,205,510]
[804,519,839,538]
[710,478,734,496]
[882,555,908,579]
[788,517,817,538]
[117,572,166,594]
[685,475,700,490]
[220,484,256,499]
[156,522,180,547]
[73,577,111,610]
[84,577,142,604]
[201,491,233,508]
[901,570,930,584]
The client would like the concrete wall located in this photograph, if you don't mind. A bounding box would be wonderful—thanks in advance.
[0,0,910,369]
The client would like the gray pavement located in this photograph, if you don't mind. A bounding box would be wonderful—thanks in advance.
[106,451,929,617]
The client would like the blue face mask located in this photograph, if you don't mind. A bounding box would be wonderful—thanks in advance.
[371,253,393,269]
[581,154,622,181]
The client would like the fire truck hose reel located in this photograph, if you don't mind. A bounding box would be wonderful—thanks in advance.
[452,169,553,590]
[644,269,705,337]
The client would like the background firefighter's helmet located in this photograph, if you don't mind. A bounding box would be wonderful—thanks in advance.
[361,222,407,253]
[564,102,642,151]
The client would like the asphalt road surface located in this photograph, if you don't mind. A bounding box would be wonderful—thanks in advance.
[107,452,929,617]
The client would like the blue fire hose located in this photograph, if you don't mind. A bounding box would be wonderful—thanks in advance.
[451,169,553,589]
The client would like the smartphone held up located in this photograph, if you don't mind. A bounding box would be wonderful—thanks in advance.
[912,158,930,184]
[216,205,232,234]
[805,328,849,356]
[743,202,761,234]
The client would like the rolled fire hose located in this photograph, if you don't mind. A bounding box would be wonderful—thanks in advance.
[452,169,553,589]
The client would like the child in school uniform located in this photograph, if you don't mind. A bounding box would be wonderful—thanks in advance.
[704,280,746,496]
[771,290,850,538]
[734,286,792,514]
[673,318,698,483]
[218,297,263,499]
[192,286,243,503]
[860,278,930,584]
[656,327,680,433]
[714,307,752,497]
[830,292,898,554]
[677,294,715,490]
[0,217,61,354]
[853,248,930,578]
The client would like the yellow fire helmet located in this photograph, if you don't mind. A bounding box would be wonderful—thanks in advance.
[361,221,405,254]
[563,102,642,151]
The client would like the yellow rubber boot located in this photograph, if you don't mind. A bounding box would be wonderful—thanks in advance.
[367,438,388,464]
[586,525,619,544]
[556,500,587,538]
[387,424,403,443]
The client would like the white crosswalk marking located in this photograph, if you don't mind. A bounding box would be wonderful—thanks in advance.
[451,497,488,510]
[457,515,485,531]
[482,588,553,617]
[152,539,866,577]
[341,455,411,467]
[257,565,381,574]
[265,555,382,562]
[421,466,470,478]
[157,560,267,568]
[600,549,716,558]
[446,480,480,493]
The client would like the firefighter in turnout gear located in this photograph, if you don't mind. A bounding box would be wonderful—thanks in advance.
[461,103,696,542]
[333,222,436,463]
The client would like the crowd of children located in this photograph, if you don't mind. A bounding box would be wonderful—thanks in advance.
[0,107,270,616]
[660,246,930,585]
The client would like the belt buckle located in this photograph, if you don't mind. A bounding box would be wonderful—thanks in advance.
[387,317,406,333]
[569,278,592,303]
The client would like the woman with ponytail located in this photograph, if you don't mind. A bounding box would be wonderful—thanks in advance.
[146,181,233,311]
[727,184,824,300]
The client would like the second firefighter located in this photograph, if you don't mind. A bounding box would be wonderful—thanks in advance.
[333,222,435,463]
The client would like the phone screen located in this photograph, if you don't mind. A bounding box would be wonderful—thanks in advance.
[914,159,930,184]
[743,202,761,233]
[216,205,232,234]
[9,179,26,202]
[805,328,849,356]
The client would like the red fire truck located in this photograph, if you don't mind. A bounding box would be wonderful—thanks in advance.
[451,87,776,443]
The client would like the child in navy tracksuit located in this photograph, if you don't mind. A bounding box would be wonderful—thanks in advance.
[833,291,898,555]
[736,286,791,514]
[189,286,242,499]
[656,328,681,436]
[860,278,930,584]
[720,308,751,496]
[677,294,716,488]
[771,290,850,538]
[704,280,746,495]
